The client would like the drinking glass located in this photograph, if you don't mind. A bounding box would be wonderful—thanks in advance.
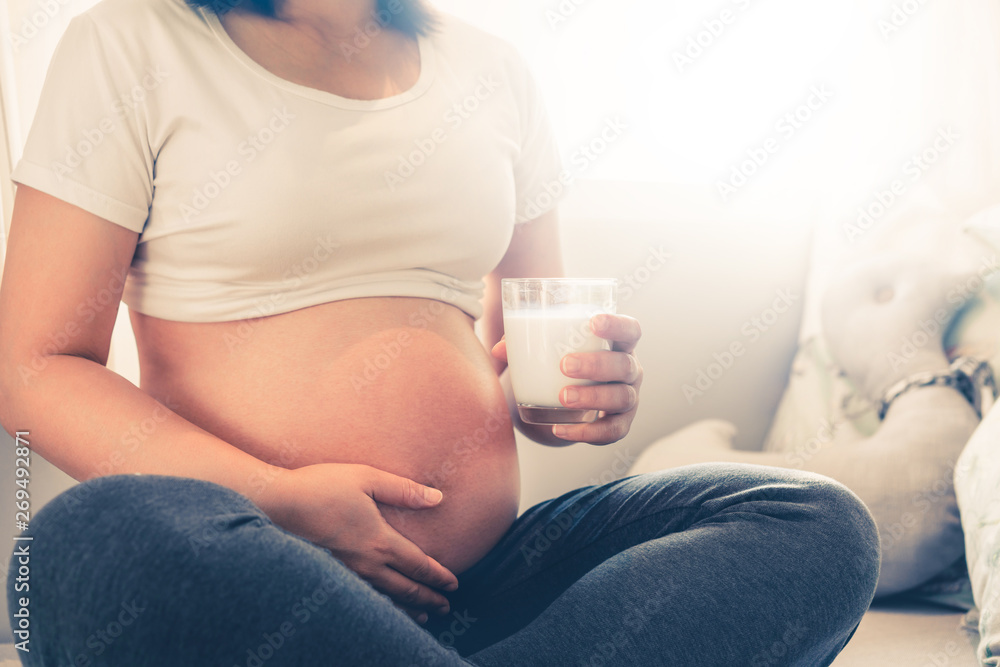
[501,278,618,425]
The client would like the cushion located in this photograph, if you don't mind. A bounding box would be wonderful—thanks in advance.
[955,204,1000,665]
[762,205,999,601]
[956,405,1000,665]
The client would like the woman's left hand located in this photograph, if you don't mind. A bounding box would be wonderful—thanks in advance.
[493,313,643,446]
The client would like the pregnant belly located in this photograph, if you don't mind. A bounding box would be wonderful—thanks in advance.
[130,299,521,574]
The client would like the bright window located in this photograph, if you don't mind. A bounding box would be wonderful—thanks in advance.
[438,0,1000,210]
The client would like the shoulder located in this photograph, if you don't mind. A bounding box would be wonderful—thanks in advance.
[71,0,211,50]
[430,13,513,53]
[429,12,531,79]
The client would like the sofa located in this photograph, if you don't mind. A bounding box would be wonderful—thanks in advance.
[0,179,983,665]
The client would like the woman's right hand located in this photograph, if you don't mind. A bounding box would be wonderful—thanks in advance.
[257,463,458,623]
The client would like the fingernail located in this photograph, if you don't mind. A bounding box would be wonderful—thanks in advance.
[553,426,568,438]
[417,613,429,624]
[562,357,581,374]
[563,387,579,405]
[437,605,451,616]
[424,487,443,504]
[445,581,459,592]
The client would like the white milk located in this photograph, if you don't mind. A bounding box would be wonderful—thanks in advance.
[503,308,612,408]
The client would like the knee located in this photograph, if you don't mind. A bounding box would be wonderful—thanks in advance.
[794,475,882,609]
[32,474,261,542]
[723,467,880,608]
[807,476,881,553]
[22,474,271,588]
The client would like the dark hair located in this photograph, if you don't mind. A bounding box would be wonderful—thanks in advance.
[189,0,436,36]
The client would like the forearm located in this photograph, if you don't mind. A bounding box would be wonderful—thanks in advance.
[0,354,282,507]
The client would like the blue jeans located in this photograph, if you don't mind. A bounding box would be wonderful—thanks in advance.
[8,463,879,666]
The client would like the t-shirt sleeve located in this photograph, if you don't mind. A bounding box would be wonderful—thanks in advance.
[511,57,565,224]
[11,13,154,233]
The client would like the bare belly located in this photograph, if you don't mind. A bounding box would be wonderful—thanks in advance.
[129,298,520,574]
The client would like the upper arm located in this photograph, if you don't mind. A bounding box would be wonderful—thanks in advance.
[0,14,152,382]
[481,208,564,354]
[0,185,139,379]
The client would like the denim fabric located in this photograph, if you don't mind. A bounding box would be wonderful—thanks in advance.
[8,463,879,666]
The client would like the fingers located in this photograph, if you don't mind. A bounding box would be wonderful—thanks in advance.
[560,382,637,414]
[491,337,507,361]
[562,350,642,384]
[552,413,634,446]
[364,468,444,509]
[557,340,642,446]
[591,314,641,354]
[347,531,457,614]
[396,603,431,625]
[365,566,452,617]
[383,537,459,593]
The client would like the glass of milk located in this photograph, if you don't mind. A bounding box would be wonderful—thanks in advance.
[501,279,618,425]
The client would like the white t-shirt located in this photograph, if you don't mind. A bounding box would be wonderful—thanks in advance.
[12,0,564,322]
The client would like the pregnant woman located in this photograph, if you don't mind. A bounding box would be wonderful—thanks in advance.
[1,0,879,664]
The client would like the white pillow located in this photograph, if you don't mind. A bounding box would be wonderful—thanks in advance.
[957,404,1000,665]
[762,205,999,601]
[956,203,1000,664]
